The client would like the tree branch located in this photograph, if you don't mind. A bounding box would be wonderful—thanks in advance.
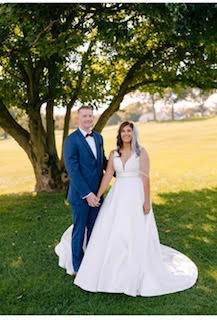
[29,19,60,48]
[46,99,59,159]
[45,57,59,161]
[60,40,94,167]
[94,44,169,132]
[18,62,29,86]
[0,100,30,150]
[126,78,181,93]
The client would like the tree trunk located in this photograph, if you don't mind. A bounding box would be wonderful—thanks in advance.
[153,105,157,121]
[94,62,136,132]
[27,146,64,192]
[151,96,157,121]
[94,48,166,132]
[28,108,65,192]
[0,100,67,192]
[171,104,175,120]
[60,40,94,168]
[199,103,206,116]
[60,101,74,170]
[94,91,126,133]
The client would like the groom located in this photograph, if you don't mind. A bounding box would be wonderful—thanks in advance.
[63,105,107,277]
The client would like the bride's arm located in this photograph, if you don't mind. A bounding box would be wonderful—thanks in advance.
[97,150,115,199]
[140,147,151,214]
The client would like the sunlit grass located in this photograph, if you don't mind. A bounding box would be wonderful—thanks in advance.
[0,117,217,195]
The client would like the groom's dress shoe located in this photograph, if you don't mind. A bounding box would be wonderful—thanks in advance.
[73,272,77,278]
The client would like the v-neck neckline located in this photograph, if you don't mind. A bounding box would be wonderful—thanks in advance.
[119,151,134,171]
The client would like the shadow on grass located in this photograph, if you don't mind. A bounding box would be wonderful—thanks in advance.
[0,187,217,315]
[154,187,217,263]
[153,186,217,312]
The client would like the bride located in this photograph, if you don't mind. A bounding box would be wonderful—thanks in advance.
[55,121,198,297]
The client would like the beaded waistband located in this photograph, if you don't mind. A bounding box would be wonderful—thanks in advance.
[116,172,140,178]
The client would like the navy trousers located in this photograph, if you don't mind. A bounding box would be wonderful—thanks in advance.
[71,202,100,272]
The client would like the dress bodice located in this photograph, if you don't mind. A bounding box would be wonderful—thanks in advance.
[113,150,140,178]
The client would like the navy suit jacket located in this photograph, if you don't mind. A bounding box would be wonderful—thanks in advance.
[63,128,107,205]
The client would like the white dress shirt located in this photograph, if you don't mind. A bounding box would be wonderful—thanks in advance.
[79,127,97,159]
[79,127,97,199]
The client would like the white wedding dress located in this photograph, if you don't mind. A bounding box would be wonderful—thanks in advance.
[55,151,198,297]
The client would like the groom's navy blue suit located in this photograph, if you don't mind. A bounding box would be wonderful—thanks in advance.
[64,128,107,272]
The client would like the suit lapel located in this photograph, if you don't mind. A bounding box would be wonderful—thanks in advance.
[76,129,96,160]
[93,131,101,167]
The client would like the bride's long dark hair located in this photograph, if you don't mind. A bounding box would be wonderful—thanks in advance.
[116,121,140,157]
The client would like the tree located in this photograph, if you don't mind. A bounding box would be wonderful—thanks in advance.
[163,88,179,120]
[184,88,212,116]
[120,102,144,122]
[0,3,134,191]
[0,4,88,191]
[132,92,161,121]
[0,3,216,192]
[94,3,217,131]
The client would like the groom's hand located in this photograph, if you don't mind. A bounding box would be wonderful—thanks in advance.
[86,192,100,207]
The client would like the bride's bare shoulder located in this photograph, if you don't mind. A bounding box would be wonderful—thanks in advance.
[109,149,118,158]
[139,146,149,158]
[139,146,147,153]
[111,149,118,154]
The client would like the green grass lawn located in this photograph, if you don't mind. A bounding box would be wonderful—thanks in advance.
[0,117,217,314]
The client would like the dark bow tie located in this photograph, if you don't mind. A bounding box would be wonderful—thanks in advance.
[85,131,94,138]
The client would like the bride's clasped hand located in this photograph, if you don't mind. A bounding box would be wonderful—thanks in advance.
[143,202,151,215]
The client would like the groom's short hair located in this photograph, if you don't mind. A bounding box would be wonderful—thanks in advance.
[78,105,93,113]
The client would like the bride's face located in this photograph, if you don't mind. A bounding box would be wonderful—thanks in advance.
[120,125,133,144]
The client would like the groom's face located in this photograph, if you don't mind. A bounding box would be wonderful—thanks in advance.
[78,108,94,131]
